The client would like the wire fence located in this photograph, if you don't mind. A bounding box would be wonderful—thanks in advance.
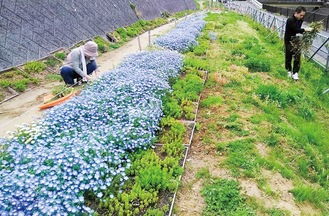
[225,1,329,71]
[263,5,329,31]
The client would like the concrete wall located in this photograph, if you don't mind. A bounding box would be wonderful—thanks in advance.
[0,0,196,71]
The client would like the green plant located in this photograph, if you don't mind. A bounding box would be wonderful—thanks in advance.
[184,57,209,71]
[162,95,183,118]
[196,167,211,179]
[0,92,4,102]
[244,57,270,72]
[109,43,121,49]
[50,85,72,100]
[290,185,329,206]
[45,57,60,67]
[94,36,110,53]
[161,140,185,158]
[226,113,240,122]
[24,61,46,73]
[116,27,128,41]
[255,84,301,108]
[181,99,195,120]
[224,139,259,177]
[13,79,30,92]
[159,118,186,144]
[54,52,66,60]
[200,95,222,108]
[291,21,323,54]
[298,105,315,120]
[0,80,11,88]
[144,208,165,216]
[172,74,204,102]
[2,71,15,78]
[45,74,63,82]
[265,133,280,146]
[201,179,255,215]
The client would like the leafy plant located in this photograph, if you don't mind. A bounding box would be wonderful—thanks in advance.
[24,61,46,73]
[13,79,29,92]
[45,57,60,67]
[161,140,185,158]
[162,95,183,118]
[290,185,329,206]
[196,167,211,179]
[159,118,186,144]
[291,21,323,54]
[54,52,66,60]
[172,74,204,102]
[50,85,72,100]
[45,74,63,82]
[181,99,195,120]
[201,179,255,215]
[116,27,128,41]
[94,36,110,53]
[244,57,271,72]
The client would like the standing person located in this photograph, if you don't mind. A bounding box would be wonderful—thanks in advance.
[60,41,99,86]
[284,6,312,81]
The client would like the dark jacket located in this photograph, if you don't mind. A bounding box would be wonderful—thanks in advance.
[284,15,305,44]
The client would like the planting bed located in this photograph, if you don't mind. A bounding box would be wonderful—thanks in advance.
[0,13,207,215]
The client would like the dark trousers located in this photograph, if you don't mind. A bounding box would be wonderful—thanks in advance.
[285,42,301,74]
[60,60,97,85]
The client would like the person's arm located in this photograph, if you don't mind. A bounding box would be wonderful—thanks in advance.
[71,51,86,77]
[286,18,305,34]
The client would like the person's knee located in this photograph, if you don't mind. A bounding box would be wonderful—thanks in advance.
[60,66,72,76]
[87,61,97,75]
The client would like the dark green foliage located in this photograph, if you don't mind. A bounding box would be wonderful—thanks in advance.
[172,74,204,102]
[265,133,280,146]
[116,27,128,41]
[45,57,60,67]
[201,179,255,215]
[244,57,270,72]
[290,185,329,205]
[162,94,183,119]
[13,79,29,92]
[255,84,302,108]
[54,52,66,60]
[94,36,110,53]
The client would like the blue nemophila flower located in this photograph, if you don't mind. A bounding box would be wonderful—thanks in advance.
[154,13,206,52]
[0,13,205,215]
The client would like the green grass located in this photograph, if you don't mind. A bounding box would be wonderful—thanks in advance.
[200,95,222,108]
[201,178,255,215]
[290,185,329,206]
[190,10,329,214]
[45,74,63,82]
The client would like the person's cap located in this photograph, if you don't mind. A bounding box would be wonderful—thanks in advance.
[83,41,98,57]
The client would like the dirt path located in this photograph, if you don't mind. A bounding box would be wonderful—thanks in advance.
[0,21,178,138]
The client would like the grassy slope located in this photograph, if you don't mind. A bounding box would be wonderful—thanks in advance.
[177,11,329,215]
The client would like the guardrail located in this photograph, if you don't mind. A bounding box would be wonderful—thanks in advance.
[250,0,263,9]
[225,1,329,71]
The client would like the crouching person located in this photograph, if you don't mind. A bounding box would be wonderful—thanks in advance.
[60,41,99,86]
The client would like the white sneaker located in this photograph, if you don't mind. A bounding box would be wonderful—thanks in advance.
[292,73,299,81]
[287,71,292,78]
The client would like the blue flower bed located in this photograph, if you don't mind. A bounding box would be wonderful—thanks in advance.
[0,13,205,215]
[154,14,206,52]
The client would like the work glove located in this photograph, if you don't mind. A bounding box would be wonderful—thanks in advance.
[304,27,313,32]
